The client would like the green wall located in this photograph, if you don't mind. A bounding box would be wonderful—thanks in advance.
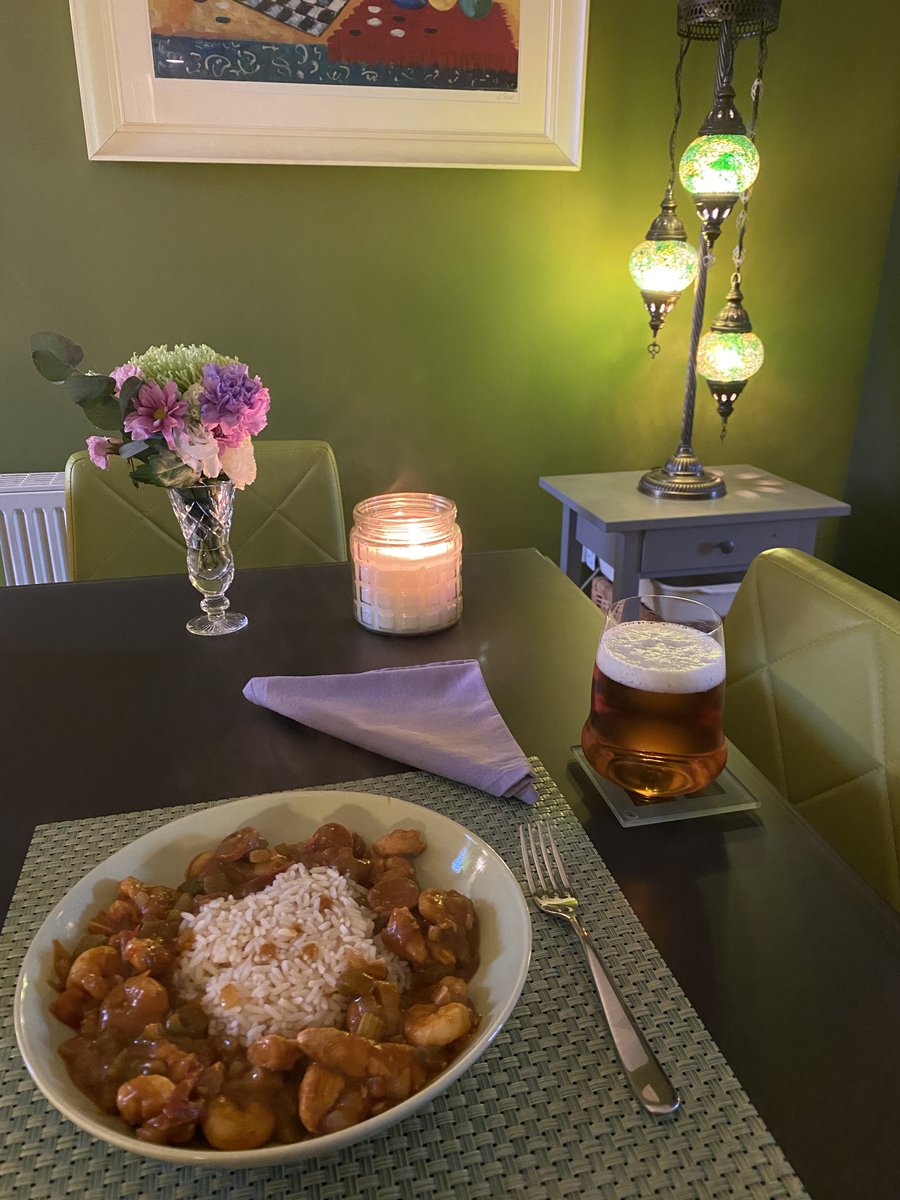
[833,178,900,598]
[2,1,898,563]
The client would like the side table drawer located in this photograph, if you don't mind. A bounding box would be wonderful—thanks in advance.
[641,519,817,573]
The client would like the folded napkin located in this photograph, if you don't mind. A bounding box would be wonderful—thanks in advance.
[243,659,537,804]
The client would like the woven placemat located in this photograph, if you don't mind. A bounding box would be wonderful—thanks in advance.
[0,763,809,1200]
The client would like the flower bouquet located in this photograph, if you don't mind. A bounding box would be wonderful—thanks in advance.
[30,333,269,490]
[31,333,271,636]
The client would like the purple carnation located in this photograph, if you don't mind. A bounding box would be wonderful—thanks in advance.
[199,363,270,449]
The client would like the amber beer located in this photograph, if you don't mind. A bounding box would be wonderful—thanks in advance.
[581,612,727,799]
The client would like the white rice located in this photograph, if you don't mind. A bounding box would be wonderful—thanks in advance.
[173,862,409,1045]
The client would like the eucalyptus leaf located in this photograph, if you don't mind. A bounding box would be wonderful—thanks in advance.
[118,375,143,416]
[66,372,116,405]
[119,439,151,460]
[30,332,84,382]
[65,372,120,430]
[78,396,124,430]
[31,350,74,384]
[129,449,200,489]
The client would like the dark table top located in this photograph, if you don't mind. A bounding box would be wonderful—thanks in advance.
[3,548,900,1200]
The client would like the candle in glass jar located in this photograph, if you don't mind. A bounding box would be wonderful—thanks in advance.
[350,493,462,635]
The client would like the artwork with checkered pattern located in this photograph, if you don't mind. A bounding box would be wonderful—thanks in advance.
[233,0,352,38]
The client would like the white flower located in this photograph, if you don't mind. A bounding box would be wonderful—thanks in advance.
[220,437,257,490]
[170,423,222,480]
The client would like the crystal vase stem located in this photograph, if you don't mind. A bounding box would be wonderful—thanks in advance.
[168,480,248,637]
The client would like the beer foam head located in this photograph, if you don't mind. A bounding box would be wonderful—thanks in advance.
[597,619,725,694]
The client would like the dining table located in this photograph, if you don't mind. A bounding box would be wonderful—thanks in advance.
[2,547,900,1200]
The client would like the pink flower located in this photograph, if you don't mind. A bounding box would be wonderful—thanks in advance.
[86,436,123,469]
[110,363,143,396]
[123,379,188,448]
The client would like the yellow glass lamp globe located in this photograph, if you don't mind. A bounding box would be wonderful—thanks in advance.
[679,134,760,197]
[628,239,699,294]
[697,329,765,382]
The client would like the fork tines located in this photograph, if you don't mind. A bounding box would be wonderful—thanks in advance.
[519,820,573,898]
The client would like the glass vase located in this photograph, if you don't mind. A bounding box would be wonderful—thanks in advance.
[168,480,248,637]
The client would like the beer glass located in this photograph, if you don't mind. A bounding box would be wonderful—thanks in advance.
[581,594,727,799]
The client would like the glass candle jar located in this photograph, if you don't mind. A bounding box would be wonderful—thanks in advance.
[350,493,462,635]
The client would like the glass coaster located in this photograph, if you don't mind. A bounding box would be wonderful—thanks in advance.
[571,747,761,826]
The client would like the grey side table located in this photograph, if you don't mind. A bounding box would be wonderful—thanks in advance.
[540,464,850,600]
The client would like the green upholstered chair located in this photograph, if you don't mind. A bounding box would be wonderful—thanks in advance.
[65,440,347,581]
[725,547,900,911]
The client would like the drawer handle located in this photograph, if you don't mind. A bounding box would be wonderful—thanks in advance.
[717,539,735,554]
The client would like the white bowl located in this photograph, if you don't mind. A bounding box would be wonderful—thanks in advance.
[14,789,531,1167]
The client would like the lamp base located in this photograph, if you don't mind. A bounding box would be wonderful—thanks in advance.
[638,452,726,499]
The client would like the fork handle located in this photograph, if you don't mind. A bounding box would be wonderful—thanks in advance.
[573,919,680,1117]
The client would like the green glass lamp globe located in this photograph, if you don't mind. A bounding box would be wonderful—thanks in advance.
[697,329,765,382]
[628,239,699,294]
[679,134,760,197]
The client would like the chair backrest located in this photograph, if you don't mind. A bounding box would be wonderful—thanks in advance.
[725,547,900,910]
[65,440,347,581]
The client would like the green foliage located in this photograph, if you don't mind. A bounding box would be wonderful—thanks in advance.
[65,373,120,430]
[30,332,84,383]
[128,448,200,489]
[118,375,143,416]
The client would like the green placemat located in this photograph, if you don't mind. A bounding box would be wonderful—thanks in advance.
[0,763,808,1199]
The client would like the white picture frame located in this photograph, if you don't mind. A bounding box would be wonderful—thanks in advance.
[69,0,590,169]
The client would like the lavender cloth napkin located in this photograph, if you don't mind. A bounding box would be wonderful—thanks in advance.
[243,659,537,804]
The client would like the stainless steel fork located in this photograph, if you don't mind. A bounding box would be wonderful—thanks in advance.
[519,821,680,1118]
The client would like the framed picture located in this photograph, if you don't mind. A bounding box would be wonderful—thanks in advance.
[69,0,590,169]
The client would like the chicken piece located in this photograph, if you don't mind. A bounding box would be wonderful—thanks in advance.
[372,829,426,858]
[295,1027,372,1078]
[298,1063,345,1133]
[367,1042,426,1101]
[319,1082,369,1134]
[418,889,476,932]
[380,907,428,965]
[376,981,403,1037]
[247,1034,304,1072]
[344,950,388,980]
[380,855,417,879]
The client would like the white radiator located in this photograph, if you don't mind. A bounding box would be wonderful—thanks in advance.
[0,472,70,584]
